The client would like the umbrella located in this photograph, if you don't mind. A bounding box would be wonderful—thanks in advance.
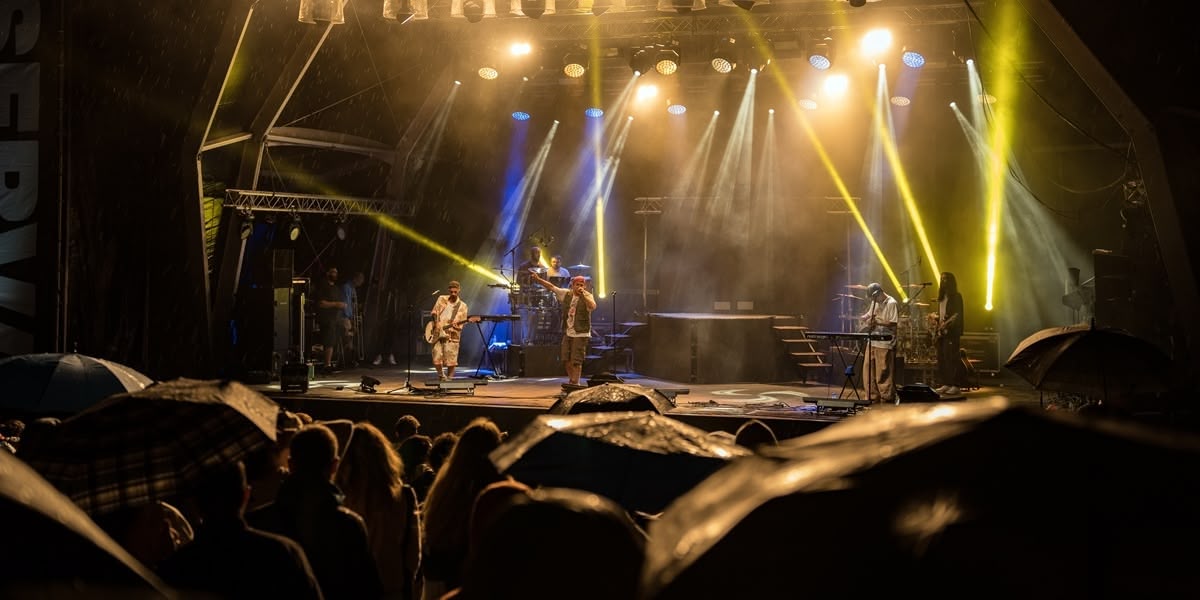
[1004,321,1171,398]
[23,378,278,516]
[0,450,170,598]
[548,383,674,415]
[640,399,1200,599]
[0,353,154,414]
[491,412,750,515]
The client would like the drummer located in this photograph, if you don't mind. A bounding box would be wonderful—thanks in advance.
[546,255,571,282]
[517,246,545,288]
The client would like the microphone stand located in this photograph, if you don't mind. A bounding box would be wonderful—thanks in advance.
[388,300,421,395]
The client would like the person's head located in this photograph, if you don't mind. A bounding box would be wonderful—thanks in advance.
[393,414,421,443]
[529,247,542,261]
[866,282,885,301]
[398,434,433,474]
[351,271,365,286]
[551,255,562,269]
[326,266,339,283]
[288,424,339,480]
[336,422,405,504]
[429,431,459,471]
[195,461,250,521]
[448,280,461,301]
[939,272,958,299]
[571,275,587,294]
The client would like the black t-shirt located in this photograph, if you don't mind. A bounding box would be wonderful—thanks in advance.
[318,279,342,323]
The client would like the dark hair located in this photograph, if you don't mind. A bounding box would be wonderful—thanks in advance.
[289,424,339,476]
[429,431,459,471]
[393,414,421,441]
[938,272,959,301]
[195,461,248,519]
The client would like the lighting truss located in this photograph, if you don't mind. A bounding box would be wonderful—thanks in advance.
[224,189,416,218]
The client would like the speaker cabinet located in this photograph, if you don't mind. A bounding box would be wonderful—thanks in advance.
[507,344,561,377]
[896,383,942,403]
[280,363,309,393]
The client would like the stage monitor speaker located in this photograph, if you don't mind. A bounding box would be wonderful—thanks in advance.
[280,363,309,393]
[507,344,561,377]
[896,383,941,404]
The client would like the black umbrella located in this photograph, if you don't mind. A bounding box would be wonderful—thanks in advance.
[491,412,750,515]
[1004,322,1171,398]
[0,450,170,598]
[640,399,1200,599]
[547,383,674,415]
[23,378,278,516]
[0,353,154,414]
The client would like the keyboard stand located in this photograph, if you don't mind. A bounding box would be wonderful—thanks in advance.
[471,318,504,379]
[832,342,863,403]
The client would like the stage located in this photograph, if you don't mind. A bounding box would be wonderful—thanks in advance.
[253,361,1039,444]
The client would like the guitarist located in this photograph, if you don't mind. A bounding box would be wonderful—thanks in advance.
[933,272,966,396]
[430,280,469,381]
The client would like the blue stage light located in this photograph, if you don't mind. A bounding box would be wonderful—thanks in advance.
[512,111,531,121]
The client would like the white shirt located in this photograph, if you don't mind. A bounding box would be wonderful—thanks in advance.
[865,295,899,349]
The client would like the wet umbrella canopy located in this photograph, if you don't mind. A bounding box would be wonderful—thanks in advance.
[547,383,674,415]
[0,353,155,415]
[1004,322,1172,398]
[641,399,1200,599]
[491,412,750,515]
[23,378,279,516]
[0,450,170,598]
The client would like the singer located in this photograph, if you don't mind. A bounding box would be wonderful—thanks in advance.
[530,272,596,386]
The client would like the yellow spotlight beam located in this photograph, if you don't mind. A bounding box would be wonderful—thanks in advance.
[982,2,1023,311]
[375,214,508,285]
[874,66,940,278]
[736,11,907,300]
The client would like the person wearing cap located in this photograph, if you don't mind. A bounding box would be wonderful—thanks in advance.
[530,271,596,386]
[431,280,469,381]
[859,282,899,403]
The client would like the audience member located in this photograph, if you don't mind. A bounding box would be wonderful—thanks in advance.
[249,424,383,600]
[397,434,436,503]
[336,422,422,600]
[246,409,304,511]
[421,419,504,597]
[393,415,421,448]
[96,501,194,572]
[158,461,323,599]
[428,431,459,473]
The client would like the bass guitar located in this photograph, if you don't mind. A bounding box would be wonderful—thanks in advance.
[930,313,959,342]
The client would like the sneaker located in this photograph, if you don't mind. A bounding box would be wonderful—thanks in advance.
[934,385,949,393]
[372,356,382,366]
[387,354,397,365]
[943,386,960,396]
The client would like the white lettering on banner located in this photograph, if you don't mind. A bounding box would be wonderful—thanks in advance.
[0,1,41,56]
[0,63,39,130]
[0,141,37,221]
[0,0,42,355]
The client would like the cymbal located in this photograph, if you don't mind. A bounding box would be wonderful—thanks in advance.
[904,283,929,289]
[844,284,868,290]
[910,301,929,307]
[568,264,591,270]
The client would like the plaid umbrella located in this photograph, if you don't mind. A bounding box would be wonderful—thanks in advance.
[491,412,749,515]
[0,450,170,597]
[23,378,278,516]
[0,352,154,414]
[547,383,674,415]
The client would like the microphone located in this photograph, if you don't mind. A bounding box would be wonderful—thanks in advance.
[431,289,440,296]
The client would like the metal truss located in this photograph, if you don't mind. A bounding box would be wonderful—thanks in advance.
[224,189,415,218]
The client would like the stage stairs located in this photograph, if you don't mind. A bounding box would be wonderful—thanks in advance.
[772,317,833,384]
[586,321,645,374]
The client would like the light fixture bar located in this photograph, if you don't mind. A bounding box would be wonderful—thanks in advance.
[225,189,415,217]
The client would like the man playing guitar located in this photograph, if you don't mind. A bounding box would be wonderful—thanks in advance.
[429,280,469,381]
[933,272,966,395]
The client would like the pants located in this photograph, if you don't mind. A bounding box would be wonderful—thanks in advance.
[937,335,964,387]
[866,345,895,402]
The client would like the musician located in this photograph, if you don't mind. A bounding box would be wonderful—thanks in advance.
[317,266,348,372]
[934,272,966,396]
[430,280,469,381]
[516,247,544,288]
[530,273,596,387]
[546,255,571,279]
[340,271,366,368]
[860,282,899,403]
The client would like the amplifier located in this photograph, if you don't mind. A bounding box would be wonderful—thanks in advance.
[961,331,1000,374]
[280,363,309,393]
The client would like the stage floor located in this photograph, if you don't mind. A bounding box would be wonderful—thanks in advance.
[253,361,1043,442]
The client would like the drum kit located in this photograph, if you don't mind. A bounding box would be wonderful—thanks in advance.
[836,283,938,362]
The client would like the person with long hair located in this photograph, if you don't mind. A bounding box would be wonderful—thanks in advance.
[420,418,504,598]
[934,271,966,396]
[336,422,421,600]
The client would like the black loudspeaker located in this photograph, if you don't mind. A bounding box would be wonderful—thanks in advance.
[280,363,309,393]
[272,250,294,288]
[508,344,561,377]
[896,384,941,403]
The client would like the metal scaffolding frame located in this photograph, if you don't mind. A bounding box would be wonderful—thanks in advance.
[223,189,416,218]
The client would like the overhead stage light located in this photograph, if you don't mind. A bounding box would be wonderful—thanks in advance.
[382,0,423,23]
[512,111,531,121]
[456,0,486,22]
[298,0,344,23]
[667,104,687,115]
[564,52,587,78]
[657,0,705,14]
[585,107,604,118]
[719,0,765,10]
[809,34,834,70]
[655,49,679,75]
[629,48,655,75]
[902,49,926,68]
[335,216,348,241]
[518,0,546,18]
[890,95,911,106]
[591,0,612,15]
[798,97,818,110]
[478,65,499,80]
[711,37,737,73]
[239,213,254,240]
[287,214,302,242]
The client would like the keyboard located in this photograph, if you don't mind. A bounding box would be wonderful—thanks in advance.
[805,331,894,341]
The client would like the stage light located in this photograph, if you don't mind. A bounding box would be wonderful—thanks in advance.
[629,47,654,76]
[655,49,679,75]
[382,0,417,23]
[711,37,737,73]
[563,52,587,78]
[591,0,611,14]
[239,213,254,240]
[657,0,704,14]
[585,107,604,118]
[360,375,380,393]
[510,42,533,55]
[298,0,344,23]
[809,34,834,70]
[902,49,926,68]
[335,217,347,241]
[461,0,484,22]
[768,108,774,115]
[512,111,531,121]
[849,0,866,6]
[478,65,499,80]
[667,103,686,115]
[635,84,658,102]
[890,95,911,106]
[517,0,545,18]
[822,73,849,98]
[719,0,764,10]
[287,214,302,241]
[860,28,893,58]
[798,97,818,110]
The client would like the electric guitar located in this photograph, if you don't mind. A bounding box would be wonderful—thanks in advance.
[931,313,959,342]
[424,316,477,344]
